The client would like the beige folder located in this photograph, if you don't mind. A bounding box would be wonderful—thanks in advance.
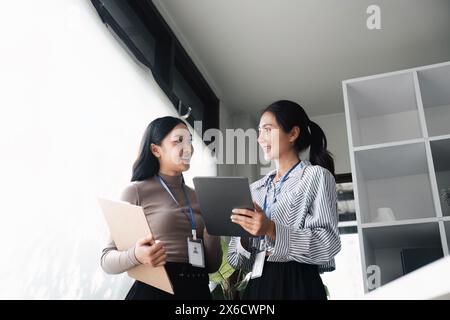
[98,197,174,294]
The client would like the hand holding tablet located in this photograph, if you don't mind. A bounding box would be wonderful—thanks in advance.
[231,201,276,239]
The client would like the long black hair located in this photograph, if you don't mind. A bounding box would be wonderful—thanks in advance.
[131,116,187,182]
[262,100,335,176]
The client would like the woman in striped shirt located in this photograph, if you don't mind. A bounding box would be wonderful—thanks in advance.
[228,100,341,300]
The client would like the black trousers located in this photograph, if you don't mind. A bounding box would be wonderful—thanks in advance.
[125,262,212,300]
[242,259,327,300]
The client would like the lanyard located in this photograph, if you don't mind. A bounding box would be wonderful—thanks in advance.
[251,160,301,248]
[262,160,301,219]
[156,174,198,240]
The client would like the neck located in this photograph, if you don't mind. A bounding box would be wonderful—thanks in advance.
[158,166,182,177]
[275,151,300,178]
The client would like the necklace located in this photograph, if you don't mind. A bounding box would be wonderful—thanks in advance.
[273,173,281,184]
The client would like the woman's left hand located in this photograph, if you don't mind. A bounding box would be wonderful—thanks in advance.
[231,202,276,238]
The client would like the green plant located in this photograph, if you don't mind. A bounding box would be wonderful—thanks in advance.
[209,240,330,299]
[209,240,250,300]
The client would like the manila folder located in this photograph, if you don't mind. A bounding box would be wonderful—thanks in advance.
[98,197,174,294]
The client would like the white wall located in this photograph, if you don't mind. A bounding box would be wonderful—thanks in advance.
[0,0,215,299]
[231,114,259,182]
[217,103,235,177]
[218,108,260,182]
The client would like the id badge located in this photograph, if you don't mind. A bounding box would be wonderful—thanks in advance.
[251,250,266,279]
[250,239,266,279]
[187,237,205,268]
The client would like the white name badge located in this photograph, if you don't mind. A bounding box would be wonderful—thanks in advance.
[187,237,205,268]
[250,250,266,279]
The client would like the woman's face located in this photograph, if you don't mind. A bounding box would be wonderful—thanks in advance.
[257,111,299,161]
[152,123,194,173]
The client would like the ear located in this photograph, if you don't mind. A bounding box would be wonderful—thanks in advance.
[289,126,300,143]
[150,143,161,158]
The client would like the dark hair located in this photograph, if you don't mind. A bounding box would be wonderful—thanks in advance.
[262,100,335,176]
[131,116,187,182]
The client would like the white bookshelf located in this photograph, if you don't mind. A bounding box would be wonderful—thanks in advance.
[417,64,450,137]
[362,221,442,286]
[445,221,450,247]
[429,138,450,217]
[343,61,450,293]
[345,72,423,147]
[354,141,435,224]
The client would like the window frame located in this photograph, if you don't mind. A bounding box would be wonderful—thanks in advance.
[90,0,219,136]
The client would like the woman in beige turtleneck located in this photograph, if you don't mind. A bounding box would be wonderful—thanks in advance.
[101,116,222,300]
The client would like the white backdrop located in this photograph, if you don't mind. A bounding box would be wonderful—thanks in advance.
[0,0,216,299]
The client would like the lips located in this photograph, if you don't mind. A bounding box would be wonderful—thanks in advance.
[180,156,191,163]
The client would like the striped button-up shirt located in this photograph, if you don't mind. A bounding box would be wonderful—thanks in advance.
[227,160,341,273]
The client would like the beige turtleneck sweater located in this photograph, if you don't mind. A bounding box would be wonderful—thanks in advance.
[100,173,222,274]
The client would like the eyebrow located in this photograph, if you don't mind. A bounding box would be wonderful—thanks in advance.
[171,133,192,139]
[258,124,274,129]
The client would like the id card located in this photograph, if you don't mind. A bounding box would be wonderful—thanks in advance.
[187,237,205,268]
[250,239,266,279]
[250,250,266,279]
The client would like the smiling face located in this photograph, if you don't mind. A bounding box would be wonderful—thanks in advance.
[151,123,194,174]
[257,111,300,161]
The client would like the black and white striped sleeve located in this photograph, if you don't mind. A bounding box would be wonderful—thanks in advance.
[270,166,341,265]
[227,236,257,272]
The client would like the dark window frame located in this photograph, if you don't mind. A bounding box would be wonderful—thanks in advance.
[90,0,219,137]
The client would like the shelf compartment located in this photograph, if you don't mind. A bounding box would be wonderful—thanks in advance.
[362,222,443,288]
[345,72,423,147]
[445,221,450,251]
[354,142,436,223]
[361,217,439,229]
[417,64,450,137]
[430,138,450,217]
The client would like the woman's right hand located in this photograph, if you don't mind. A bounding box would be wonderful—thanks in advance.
[134,234,167,267]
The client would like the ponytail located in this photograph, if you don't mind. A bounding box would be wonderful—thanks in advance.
[308,120,335,176]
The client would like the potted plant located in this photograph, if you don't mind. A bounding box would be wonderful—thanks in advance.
[209,240,331,299]
[209,240,250,300]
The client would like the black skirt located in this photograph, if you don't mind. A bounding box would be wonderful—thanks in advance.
[125,262,211,300]
[242,259,327,300]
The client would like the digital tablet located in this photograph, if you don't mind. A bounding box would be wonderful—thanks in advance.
[193,176,254,237]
